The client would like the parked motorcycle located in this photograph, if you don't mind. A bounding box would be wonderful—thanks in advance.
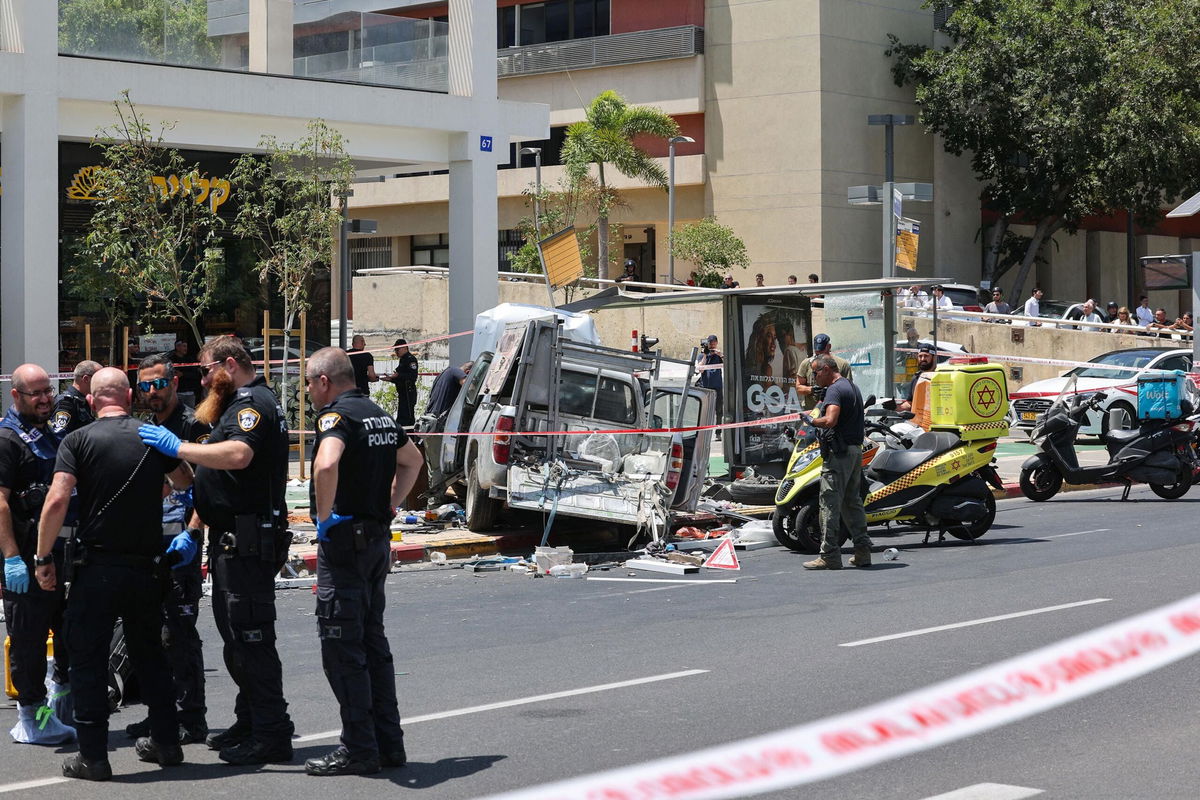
[773,401,1004,552]
[1019,390,1197,501]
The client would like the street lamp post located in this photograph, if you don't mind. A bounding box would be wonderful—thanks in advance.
[519,146,555,306]
[667,135,695,285]
[336,189,353,349]
[852,114,921,396]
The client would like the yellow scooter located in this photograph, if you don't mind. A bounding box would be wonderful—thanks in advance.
[772,358,1008,552]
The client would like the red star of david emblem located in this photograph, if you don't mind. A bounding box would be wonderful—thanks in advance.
[975,384,997,410]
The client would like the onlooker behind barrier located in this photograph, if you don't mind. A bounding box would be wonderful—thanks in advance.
[1173,311,1193,333]
[696,335,724,429]
[1135,295,1155,326]
[1103,301,1120,323]
[1023,287,1044,326]
[1078,299,1104,330]
[924,284,954,312]
[1112,306,1140,330]
[983,287,1012,322]
[1146,308,1176,337]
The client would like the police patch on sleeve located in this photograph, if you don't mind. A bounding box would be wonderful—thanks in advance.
[317,412,341,433]
[236,407,262,432]
[50,411,71,434]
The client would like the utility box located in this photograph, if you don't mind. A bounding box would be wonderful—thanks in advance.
[928,357,1009,440]
[1137,370,1186,420]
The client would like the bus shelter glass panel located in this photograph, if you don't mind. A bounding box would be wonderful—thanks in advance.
[727,296,811,466]
[823,291,887,403]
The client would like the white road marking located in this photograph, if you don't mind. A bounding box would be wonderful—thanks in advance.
[293,669,709,743]
[919,783,1044,800]
[0,778,68,794]
[839,598,1111,647]
[586,577,737,584]
[1046,528,1110,538]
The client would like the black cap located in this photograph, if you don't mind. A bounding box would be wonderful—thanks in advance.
[706,334,718,342]
[917,342,937,354]
[813,333,831,351]
[393,338,407,346]
[1107,301,1118,308]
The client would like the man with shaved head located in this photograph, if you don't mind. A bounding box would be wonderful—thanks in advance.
[50,360,101,436]
[0,364,76,746]
[303,347,422,775]
[35,368,195,780]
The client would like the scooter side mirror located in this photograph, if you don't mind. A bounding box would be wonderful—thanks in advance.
[863,394,877,407]
[784,427,796,442]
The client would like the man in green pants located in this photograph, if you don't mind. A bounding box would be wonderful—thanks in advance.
[802,355,872,570]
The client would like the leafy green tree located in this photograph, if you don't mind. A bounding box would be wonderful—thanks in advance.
[228,120,355,416]
[670,217,750,287]
[85,92,226,348]
[59,0,219,66]
[561,91,679,279]
[888,0,1200,298]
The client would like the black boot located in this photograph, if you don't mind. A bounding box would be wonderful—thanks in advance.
[304,746,381,776]
[62,753,113,782]
[135,737,184,766]
[206,720,252,751]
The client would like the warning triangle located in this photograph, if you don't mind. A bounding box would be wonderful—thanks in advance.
[702,536,740,570]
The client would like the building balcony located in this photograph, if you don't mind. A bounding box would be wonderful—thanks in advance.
[497,25,704,79]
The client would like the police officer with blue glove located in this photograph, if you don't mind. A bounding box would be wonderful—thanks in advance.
[33,368,195,781]
[0,363,77,746]
[303,347,422,776]
[138,337,293,766]
[122,353,212,746]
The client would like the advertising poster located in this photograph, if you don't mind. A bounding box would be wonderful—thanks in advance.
[733,298,810,465]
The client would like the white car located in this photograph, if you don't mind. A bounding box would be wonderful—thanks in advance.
[1008,347,1196,436]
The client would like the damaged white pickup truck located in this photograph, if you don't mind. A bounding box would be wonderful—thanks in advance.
[437,312,716,540]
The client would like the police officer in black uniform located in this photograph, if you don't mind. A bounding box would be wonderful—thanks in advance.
[139,337,293,765]
[303,347,423,776]
[0,364,77,746]
[382,338,420,428]
[50,360,100,437]
[34,368,197,781]
[123,353,212,744]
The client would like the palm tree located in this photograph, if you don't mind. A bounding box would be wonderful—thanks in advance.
[560,91,679,279]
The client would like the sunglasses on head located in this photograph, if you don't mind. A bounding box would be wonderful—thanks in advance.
[137,377,171,392]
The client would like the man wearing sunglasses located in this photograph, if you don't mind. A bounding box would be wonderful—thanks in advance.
[138,337,293,766]
[50,361,100,437]
[121,354,212,747]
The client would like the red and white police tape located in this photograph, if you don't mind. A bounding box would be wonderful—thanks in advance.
[475,591,1200,800]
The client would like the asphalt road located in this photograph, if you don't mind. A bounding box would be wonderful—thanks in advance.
[1,484,1199,799]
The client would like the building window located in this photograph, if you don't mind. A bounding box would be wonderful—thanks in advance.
[498,0,610,48]
[516,126,570,169]
[348,236,392,273]
[411,233,450,267]
[499,229,525,270]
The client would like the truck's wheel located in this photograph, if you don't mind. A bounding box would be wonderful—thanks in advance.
[464,459,500,532]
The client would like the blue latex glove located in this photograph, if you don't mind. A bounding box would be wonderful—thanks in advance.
[169,486,194,508]
[4,555,29,594]
[138,424,182,458]
[316,513,351,543]
[165,531,198,568]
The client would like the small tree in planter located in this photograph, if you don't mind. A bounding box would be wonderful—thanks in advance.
[670,217,750,287]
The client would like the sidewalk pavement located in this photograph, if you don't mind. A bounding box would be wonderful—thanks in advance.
[279,435,1120,570]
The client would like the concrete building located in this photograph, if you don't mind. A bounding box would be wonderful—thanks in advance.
[335,0,1200,316]
[0,0,548,372]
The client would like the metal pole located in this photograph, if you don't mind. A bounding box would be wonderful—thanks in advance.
[882,179,896,396]
[668,138,677,285]
[337,192,350,349]
[534,152,554,307]
[1192,251,1199,366]
[884,123,895,182]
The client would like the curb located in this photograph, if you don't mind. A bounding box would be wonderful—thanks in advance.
[993,480,1121,500]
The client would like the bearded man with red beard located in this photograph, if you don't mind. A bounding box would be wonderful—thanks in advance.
[139,337,293,766]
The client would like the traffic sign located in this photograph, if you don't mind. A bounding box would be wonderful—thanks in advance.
[702,536,741,570]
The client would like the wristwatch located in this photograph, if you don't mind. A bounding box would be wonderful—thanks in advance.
[33,553,53,567]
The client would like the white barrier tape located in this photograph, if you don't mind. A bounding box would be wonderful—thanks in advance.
[476,592,1200,800]
[0,373,75,382]
[896,347,1189,376]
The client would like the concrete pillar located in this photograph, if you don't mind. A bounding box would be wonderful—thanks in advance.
[448,0,495,99]
[446,0,500,363]
[448,149,498,364]
[248,0,293,75]
[2,0,59,376]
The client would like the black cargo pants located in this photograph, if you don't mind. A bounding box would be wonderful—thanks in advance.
[315,522,404,761]
[160,533,206,728]
[209,548,293,743]
[2,549,68,706]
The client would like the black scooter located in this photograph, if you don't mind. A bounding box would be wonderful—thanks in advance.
[1019,390,1198,501]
